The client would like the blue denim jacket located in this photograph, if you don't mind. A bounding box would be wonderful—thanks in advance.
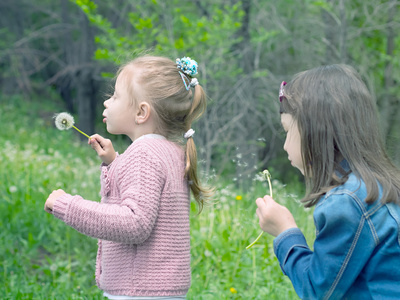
[274,173,400,299]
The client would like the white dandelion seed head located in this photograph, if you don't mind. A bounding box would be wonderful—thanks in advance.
[262,169,271,179]
[9,186,18,193]
[54,112,75,130]
[254,173,265,182]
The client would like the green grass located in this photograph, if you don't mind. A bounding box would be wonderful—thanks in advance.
[0,96,314,299]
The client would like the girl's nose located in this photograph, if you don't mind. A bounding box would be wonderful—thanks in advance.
[283,138,288,152]
[104,99,109,108]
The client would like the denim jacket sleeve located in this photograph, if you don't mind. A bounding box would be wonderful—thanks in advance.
[274,190,377,300]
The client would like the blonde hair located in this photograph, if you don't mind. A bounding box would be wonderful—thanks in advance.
[117,55,213,211]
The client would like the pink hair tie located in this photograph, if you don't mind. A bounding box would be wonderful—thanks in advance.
[279,81,287,102]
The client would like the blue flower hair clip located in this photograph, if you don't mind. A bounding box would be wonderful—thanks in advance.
[176,57,198,76]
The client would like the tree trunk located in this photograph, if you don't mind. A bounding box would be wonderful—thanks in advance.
[76,69,95,137]
[75,11,96,139]
[232,0,260,185]
[59,0,97,139]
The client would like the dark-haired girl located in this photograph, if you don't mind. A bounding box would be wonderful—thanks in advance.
[256,64,400,299]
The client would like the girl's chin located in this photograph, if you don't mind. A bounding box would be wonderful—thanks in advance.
[106,125,114,134]
[293,164,305,175]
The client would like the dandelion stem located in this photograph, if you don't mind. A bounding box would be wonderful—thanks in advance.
[266,172,273,199]
[72,126,91,139]
[246,170,272,250]
[246,231,264,250]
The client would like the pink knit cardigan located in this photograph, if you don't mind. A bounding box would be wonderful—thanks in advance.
[52,136,191,296]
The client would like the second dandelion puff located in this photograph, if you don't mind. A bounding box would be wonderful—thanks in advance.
[54,112,91,139]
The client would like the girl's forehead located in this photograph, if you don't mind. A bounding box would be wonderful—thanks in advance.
[115,71,131,91]
[115,65,140,90]
[115,76,123,89]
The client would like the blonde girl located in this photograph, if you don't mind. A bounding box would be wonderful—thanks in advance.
[45,56,212,299]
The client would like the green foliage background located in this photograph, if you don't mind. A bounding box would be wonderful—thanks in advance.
[2,0,399,179]
[73,0,400,174]
[1,0,400,298]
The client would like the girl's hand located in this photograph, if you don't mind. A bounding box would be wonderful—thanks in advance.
[256,195,298,237]
[45,189,66,213]
[89,134,116,165]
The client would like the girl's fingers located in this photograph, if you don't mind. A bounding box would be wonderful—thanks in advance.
[88,134,115,164]
[89,135,109,154]
[256,195,274,211]
[255,197,269,222]
[255,197,266,210]
[256,195,276,222]
[90,134,112,150]
[89,138,102,153]
[89,134,102,145]
[255,194,297,236]
[93,134,105,144]
[263,195,274,203]
[49,189,65,197]
[44,189,65,213]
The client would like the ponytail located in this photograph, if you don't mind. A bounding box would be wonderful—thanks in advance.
[127,55,214,211]
[185,84,213,212]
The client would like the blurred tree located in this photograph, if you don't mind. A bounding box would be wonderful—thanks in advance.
[343,0,400,161]
[323,0,348,63]
[57,0,99,137]
[74,0,290,182]
[64,0,398,178]
[381,0,400,160]
[0,0,101,137]
[1,0,398,181]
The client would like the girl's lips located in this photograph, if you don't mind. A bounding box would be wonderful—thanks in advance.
[103,117,107,123]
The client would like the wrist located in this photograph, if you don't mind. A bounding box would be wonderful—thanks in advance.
[105,152,117,165]
[279,225,298,236]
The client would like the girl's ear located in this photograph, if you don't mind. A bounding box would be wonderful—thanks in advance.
[136,102,151,124]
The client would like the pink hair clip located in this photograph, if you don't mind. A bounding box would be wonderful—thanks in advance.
[279,81,287,102]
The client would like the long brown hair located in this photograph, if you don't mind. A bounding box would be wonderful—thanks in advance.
[280,64,400,207]
[118,55,213,211]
